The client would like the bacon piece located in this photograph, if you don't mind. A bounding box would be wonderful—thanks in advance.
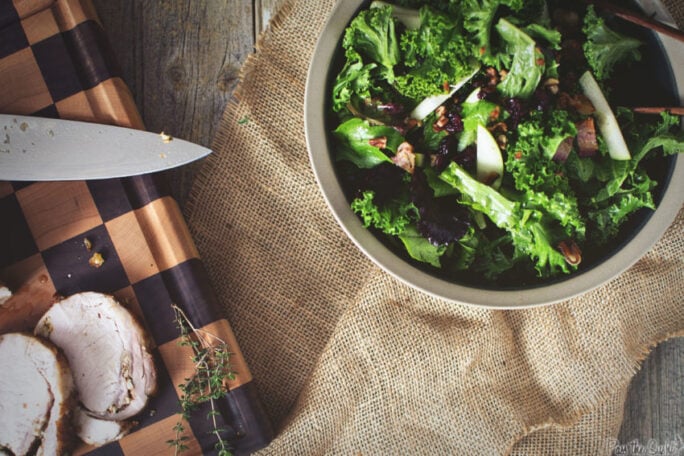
[553,136,575,163]
[576,117,599,157]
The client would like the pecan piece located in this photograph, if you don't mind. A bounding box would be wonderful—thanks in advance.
[558,240,582,266]
[392,142,416,174]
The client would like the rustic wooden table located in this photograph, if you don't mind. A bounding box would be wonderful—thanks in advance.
[91,0,683,451]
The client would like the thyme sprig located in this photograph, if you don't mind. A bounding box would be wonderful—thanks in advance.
[167,304,237,456]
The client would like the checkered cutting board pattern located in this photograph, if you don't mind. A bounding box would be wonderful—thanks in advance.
[0,0,272,454]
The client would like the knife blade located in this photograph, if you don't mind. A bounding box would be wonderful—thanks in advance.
[0,114,212,181]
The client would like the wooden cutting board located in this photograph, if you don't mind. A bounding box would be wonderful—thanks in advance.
[0,0,273,454]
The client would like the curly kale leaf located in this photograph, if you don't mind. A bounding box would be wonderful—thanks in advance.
[507,110,577,194]
[458,228,522,279]
[592,110,683,204]
[332,6,403,115]
[506,110,585,239]
[588,175,655,244]
[582,5,642,82]
[332,48,378,114]
[351,190,418,236]
[461,0,524,66]
[394,6,473,99]
[342,5,400,83]
[351,189,446,267]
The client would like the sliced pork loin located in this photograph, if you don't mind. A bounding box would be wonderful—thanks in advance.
[0,332,75,456]
[35,292,157,422]
[75,406,135,446]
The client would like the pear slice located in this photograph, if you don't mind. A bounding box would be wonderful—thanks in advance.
[476,123,504,189]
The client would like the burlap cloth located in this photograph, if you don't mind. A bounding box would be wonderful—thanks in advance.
[186,1,684,454]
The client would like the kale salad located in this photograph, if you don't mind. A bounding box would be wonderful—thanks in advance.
[328,0,684,287]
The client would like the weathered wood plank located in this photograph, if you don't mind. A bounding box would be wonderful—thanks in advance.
[92,0,255,205]
[616,338,684,451]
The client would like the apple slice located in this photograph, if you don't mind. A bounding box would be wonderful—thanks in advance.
[476,123,504,189]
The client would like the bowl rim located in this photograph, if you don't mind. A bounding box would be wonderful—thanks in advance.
[304,0,684,309]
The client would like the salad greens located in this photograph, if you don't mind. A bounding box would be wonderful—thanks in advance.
[439,162,571,276]
[582,5,642,83]
[329,0,684,286]
[493,18,545,99]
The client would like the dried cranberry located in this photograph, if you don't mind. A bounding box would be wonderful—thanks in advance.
[433,135,460,173]
[417,213,470,246]
[445,111,464,134]
[503,98,528,129]
[532,87,553,112]
[454,145,477,172]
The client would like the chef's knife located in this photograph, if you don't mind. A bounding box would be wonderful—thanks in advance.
[0,114,212,181]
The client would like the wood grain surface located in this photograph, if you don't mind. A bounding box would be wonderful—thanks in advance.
[91,0,683,451]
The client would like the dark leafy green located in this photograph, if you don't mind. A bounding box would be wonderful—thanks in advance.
[582,5,642,82]
[333,118,405,168]
[586,111,684,242]
[344,6,399,82]
[495,18,546,99]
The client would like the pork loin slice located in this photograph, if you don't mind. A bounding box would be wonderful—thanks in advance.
[75,406,134,446]
[35,292,157,421]
[0,333,75,456]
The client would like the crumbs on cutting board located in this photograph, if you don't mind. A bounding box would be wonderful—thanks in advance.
[88,252,105,269]
[82,237,105,268]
